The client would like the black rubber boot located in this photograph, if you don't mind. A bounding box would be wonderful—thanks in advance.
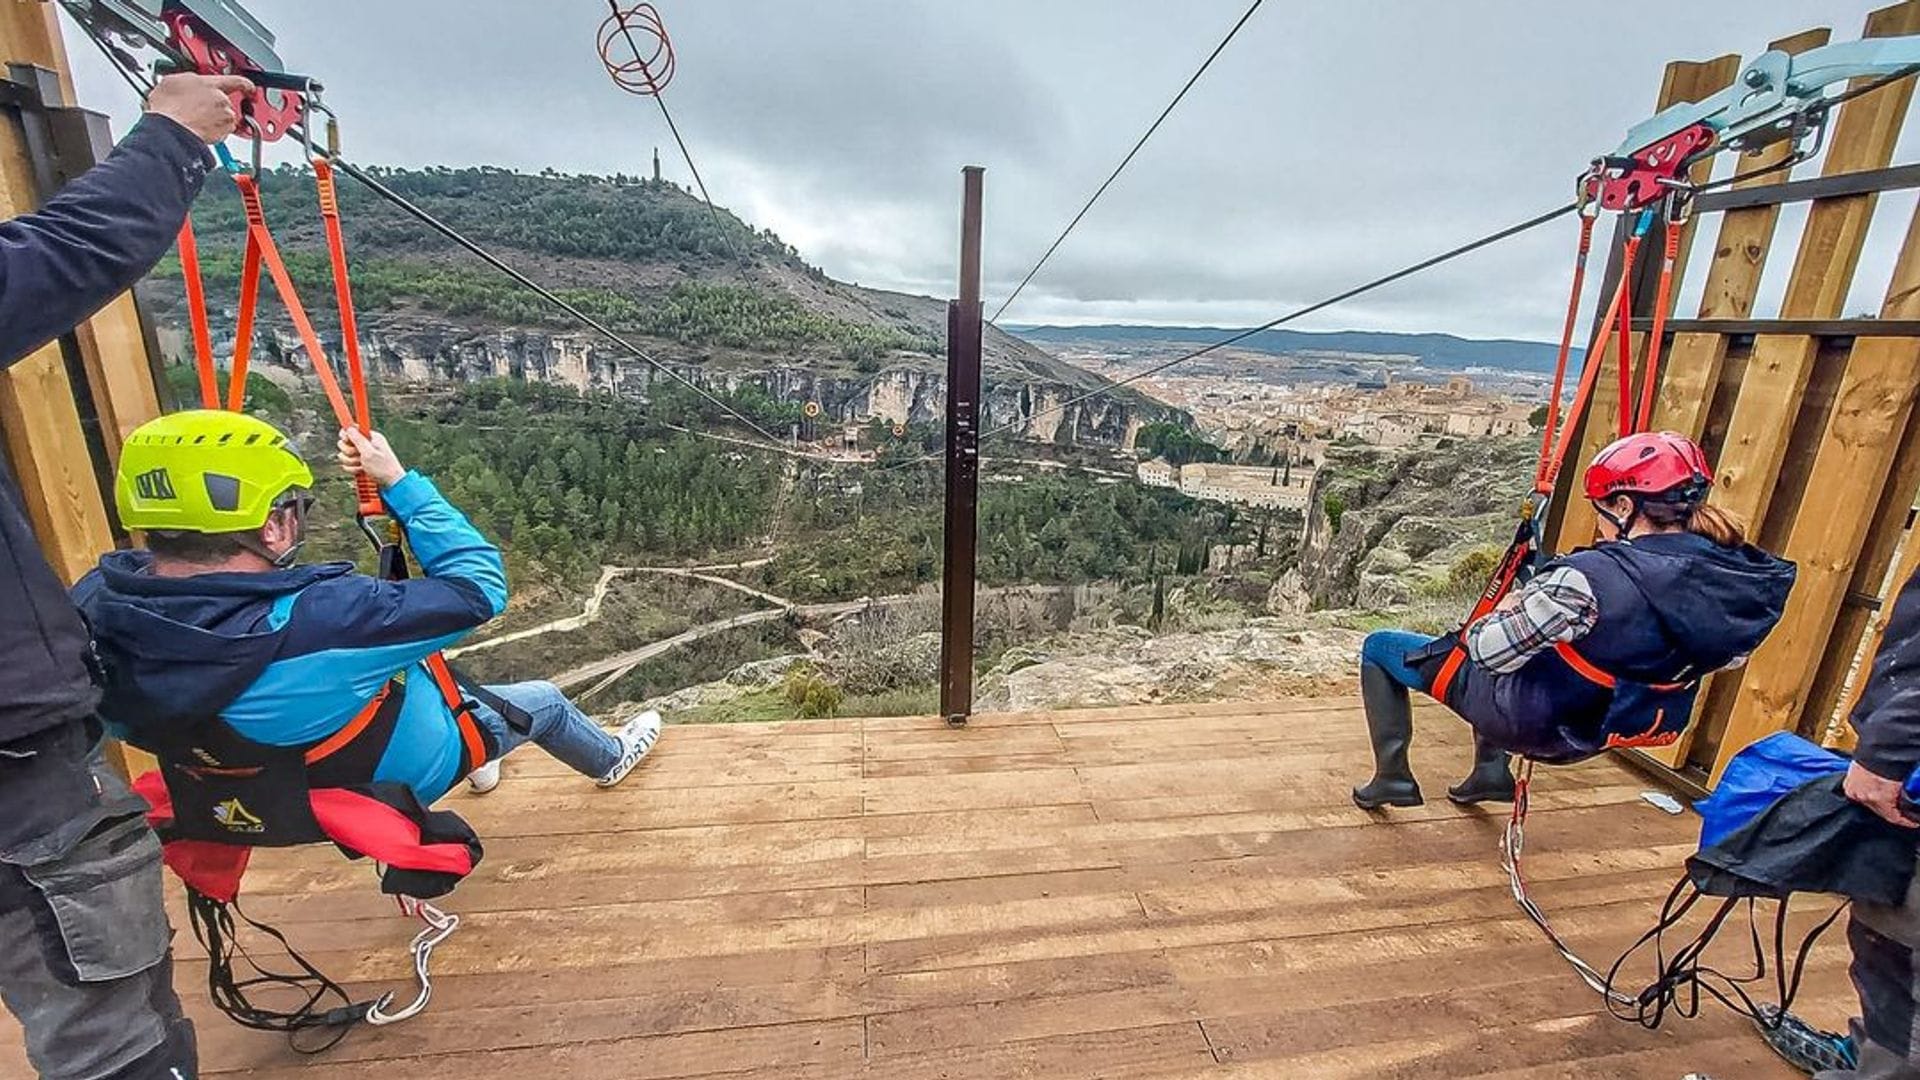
[1446,735,1516,805]
[1352,662,1423,809]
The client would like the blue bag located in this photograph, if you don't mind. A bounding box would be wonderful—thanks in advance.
[1694,731,1848,849]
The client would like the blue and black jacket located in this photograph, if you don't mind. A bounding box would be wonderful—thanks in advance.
[72,472,509,806]
[1423,532,1795,763]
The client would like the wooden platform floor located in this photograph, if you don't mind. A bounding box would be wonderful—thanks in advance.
[2,698,1860,1078]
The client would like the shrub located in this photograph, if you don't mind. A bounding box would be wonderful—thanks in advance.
[782,667,843,719]
[1322,494,1347,534]
[1449,547,1500,593]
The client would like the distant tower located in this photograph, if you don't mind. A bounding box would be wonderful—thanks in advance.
[652,146,662,184]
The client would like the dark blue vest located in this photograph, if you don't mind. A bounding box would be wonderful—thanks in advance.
[1429,532,1794,763]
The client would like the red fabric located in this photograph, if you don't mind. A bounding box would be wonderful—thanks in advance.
[309,789,475,877]
[1583,431,1713,502]
[134,772,471,896]
[133,771,251,902]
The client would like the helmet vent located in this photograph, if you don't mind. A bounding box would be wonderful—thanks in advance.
[203,473,242,513]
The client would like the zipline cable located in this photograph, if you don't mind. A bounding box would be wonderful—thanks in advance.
[600,1,740,259]
[989,0,1266,325]
[887,201,1580,471]
[80,39,802,458]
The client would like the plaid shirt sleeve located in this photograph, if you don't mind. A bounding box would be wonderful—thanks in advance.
[1465,565,1600,675]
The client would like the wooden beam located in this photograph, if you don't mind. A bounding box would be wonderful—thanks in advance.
[1828,516,1920,752]
[0,14,113,583]
[1704,3,1920,530]
[1683,1,1920,774]
[1709,201,1920,782]
[1806,392,1920,746]
[1634,27,1832,772]
[1550,54,1742,551]
[1696,162,1920,212]
[0,7,159,780]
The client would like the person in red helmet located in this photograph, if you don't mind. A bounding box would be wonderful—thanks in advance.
[1351,431,1796,810]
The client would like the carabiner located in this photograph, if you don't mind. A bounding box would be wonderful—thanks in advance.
[1663,189,1694,227]
[1574,167,1603,219]
[363,899,459,1027]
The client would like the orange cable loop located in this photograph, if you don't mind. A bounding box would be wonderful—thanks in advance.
[598,3,676,96]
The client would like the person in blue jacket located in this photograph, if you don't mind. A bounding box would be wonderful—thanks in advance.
[0,72,253,1080]
[73,409,662,811]
[1352,432,1795,809]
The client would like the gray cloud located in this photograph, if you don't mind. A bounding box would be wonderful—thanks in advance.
[64,0,1911,341]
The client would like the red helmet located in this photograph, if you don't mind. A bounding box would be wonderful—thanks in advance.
[1584,431,1712,504]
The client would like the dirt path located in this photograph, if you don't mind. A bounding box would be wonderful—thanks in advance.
[447,559,781,659]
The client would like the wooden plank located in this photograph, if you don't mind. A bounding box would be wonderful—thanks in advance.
[1636,28,1832,770]
[1806,402,1920,747]
[1552,53,1741,549]
[1650,27,1833,440]
[0,12,117,585]
[1704,2,1920,530]
[1,697,1848,1077]
[1828,524,1920,750]
[1710,194,1920,781]
[1675,2,1920,772]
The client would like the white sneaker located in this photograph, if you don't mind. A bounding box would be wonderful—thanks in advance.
[467,759,501,795]
[595,711,663,788]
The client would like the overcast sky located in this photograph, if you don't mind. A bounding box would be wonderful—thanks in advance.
[62,0,1920,342]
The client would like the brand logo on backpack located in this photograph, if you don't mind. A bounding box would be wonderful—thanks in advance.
[212,797,265,834]
[134,468,178,500]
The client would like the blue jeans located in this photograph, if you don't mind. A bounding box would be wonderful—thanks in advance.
[1362,629,1440,692]
[470,680,621,779]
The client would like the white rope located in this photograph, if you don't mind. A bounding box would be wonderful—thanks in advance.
[1502,760,1640,1006]
[365,898,460,1026]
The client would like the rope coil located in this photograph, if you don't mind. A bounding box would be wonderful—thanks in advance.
[598,3,676,96]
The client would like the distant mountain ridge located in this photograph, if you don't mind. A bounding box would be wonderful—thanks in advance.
[1007,324,1576,375]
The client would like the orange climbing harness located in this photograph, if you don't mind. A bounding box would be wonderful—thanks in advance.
[1427,178,1694,1006]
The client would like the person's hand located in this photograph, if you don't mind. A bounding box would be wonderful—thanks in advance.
[338,428,406,489]
[145,73,254,144]
[1843,760,1919,829]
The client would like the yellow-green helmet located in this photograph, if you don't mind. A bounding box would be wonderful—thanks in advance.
[116,410,314,533]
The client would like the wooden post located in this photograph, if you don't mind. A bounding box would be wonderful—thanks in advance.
[939,166,984,727]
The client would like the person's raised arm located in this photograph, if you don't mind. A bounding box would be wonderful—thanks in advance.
[0,73,250,369]
[339,427,509,619]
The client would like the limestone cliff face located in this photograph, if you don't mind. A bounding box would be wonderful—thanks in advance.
[150,314,1164,448]
[1270,435,1533,613]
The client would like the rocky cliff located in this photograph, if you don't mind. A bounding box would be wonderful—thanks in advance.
[139,165,1174,447]
[1269,436,1533,613]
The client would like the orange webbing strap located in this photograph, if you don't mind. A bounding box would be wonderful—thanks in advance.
[1543,263,1635,498]
[229,173,357,430]
[423,653,488,772]
[226,227,263,412]
[1553,641,1617,689]
[1612,231,1644,439]
[1429,647,1467,704]
[176,218,221,408]
[312,158,384,518]
[1533,211,1597,493]
[1634,217,1686,432]
[304,681,393,765]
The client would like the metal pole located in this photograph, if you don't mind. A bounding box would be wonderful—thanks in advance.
[940,166,985,726]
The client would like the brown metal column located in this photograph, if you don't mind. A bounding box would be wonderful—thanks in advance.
[939,166,984,726]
